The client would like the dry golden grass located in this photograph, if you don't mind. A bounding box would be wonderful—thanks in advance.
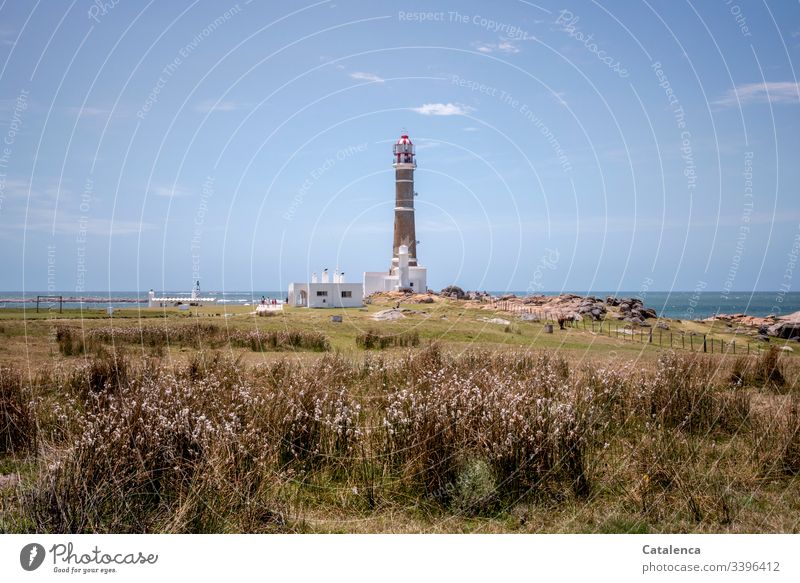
[0,343,797,534]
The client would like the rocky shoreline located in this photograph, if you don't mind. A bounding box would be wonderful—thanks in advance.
[369,288,800,341]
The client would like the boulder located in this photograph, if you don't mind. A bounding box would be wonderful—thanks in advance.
[767,317,800,339]
[478,317,511,325]
[441,285,466,300]
[372,309,405,321]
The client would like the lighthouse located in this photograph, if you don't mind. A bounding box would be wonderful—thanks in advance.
[392,134,417,267]
[363,132,428,296]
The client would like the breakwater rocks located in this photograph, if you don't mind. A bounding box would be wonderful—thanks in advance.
[705,311,800,340]
[607,296,657,325]
[489,293,659,324]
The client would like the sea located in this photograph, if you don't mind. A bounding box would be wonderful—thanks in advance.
[1,291,798,320]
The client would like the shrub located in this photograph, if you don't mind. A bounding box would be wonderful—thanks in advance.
[382,347,594,501]
[355,330,420,350]
[451,457,497,515]
[229,329,330,352]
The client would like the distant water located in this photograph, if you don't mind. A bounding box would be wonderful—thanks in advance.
[1,290,798,320]
[496,291,800,320]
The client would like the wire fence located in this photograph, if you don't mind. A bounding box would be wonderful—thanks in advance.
[492,300,763,356]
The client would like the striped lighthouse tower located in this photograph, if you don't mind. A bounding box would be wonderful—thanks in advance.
[392,133,418,267]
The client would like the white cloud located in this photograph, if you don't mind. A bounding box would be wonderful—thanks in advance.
[497,41,520,53]
[473,40,520,54]
[714,82,800,107]
[349,71,384,83]
[463,127,479,132]
[412,102,475,116]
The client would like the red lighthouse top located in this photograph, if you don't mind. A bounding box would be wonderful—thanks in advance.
[393,133,415,165]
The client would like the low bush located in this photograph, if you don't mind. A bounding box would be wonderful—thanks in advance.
[355,330,420,350]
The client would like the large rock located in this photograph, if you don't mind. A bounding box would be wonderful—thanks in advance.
[767,311,800,339]
[440,285,465,300]
[372,309,405,321]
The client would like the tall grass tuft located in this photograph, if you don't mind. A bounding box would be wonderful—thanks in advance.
[0,365,37,454]
[731,347,785,389]
[646,353,749,435]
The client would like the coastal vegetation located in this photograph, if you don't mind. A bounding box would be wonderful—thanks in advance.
[0,294,798,533]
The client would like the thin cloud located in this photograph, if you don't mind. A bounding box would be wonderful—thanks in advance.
[714,82,800,107]
[473,40,520,54]
[67,106,116,118]
[151,185,191,198]
[7,207,156,236]
[193,99,246,113]
[412,102,475,116]
[349,71,384,83]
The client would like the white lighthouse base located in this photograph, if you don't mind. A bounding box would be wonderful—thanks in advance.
[363,266,427,297]
[363,244,427,297]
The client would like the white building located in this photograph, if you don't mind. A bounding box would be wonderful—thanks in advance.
[288,268,364,308]
[363,245,427,295]
[147,281,216,307]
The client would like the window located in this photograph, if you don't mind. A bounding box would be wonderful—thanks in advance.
[316,290,328,297]
[341,291,352,298]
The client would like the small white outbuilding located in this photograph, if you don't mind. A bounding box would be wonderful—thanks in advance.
[288,268,364,308]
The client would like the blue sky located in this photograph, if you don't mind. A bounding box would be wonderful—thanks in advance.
[0,0,798,293]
